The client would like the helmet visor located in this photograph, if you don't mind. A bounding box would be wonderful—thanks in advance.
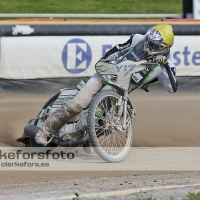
[145,38,167,52]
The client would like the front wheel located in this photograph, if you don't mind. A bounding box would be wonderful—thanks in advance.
[87,90,134,163]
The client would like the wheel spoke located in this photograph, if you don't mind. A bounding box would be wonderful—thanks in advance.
[89,90,134,162]
[97,103,128,151]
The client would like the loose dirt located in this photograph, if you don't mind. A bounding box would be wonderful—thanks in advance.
[0,91,200,199]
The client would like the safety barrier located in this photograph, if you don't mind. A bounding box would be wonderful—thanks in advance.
[0,24,200,36]
[0,23,200,93]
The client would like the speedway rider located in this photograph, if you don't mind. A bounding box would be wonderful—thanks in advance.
[35,24,178,146]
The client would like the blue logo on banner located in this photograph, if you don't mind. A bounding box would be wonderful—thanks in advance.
[62,38,92,74]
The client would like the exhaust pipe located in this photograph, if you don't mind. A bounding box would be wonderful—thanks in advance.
[52,134,89,147]
[24,124,89,147]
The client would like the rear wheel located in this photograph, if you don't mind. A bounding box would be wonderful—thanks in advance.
[87,90,134,163]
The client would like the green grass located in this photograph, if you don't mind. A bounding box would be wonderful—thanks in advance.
[183,192,200,200]
[130,192,200,200]
[0,0,182,14]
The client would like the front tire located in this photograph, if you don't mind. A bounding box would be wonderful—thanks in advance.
[87,90,134,163]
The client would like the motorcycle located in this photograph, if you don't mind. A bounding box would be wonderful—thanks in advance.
[17,59,149,163]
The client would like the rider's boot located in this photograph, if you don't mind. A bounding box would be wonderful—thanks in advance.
[35,99,83,146]
[16,132,30,146]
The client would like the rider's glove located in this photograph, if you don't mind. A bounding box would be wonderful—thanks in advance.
[154,55,167,65]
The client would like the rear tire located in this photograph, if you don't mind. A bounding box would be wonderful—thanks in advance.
[87,90,134,163]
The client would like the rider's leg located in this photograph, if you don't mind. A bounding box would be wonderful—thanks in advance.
[59,113,88,140]
[59,112,93,154]
[35,73,104,146]
[73,73,103,108]
[35,99,83,146]
[41,99,83,135]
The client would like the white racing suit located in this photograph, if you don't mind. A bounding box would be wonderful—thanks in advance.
[39,34,178,143]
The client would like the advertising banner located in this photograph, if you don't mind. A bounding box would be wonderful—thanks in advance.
[193,0,200,19]
[0,35,200,79]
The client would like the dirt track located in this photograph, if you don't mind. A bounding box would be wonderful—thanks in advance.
[0,91,200,199]
[0,171,199,200]
[0,91,200,147]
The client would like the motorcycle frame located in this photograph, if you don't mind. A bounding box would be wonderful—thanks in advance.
[95,59,148,130]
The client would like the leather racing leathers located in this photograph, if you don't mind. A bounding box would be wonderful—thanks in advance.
[101,33,178,93]
[72,34,178,110]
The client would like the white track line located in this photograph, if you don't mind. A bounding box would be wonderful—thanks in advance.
[46,183,200,200]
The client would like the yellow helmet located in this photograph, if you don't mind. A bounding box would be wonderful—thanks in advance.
[144,24,174,58]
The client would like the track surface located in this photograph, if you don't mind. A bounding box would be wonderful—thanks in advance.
[0,91,200,199]
[1,91,200,147]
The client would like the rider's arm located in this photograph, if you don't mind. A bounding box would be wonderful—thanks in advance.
[101,35,134,61]
[132,58,178,93]
[158,59,178,93]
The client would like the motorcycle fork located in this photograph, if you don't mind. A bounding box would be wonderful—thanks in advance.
[123,90,128,130]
